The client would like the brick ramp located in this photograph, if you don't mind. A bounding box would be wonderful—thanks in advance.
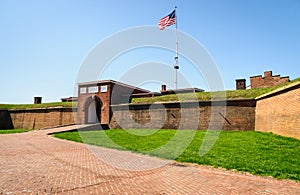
[0,126,299,194]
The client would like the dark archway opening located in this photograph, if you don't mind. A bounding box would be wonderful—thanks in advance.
[85,96,102,124]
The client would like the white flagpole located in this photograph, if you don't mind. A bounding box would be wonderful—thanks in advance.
[174,6,179,89]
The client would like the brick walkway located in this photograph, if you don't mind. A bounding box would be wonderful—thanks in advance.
[0,126,299,194]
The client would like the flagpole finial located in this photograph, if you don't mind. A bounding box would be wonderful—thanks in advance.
[175,6,177,9]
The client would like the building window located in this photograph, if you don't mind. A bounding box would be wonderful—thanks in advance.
[80,87,87,94]
[100,85,108,93]
[88,86,99,93]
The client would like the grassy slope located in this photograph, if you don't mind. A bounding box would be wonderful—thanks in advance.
[1,78,299,107]
[53,129,300,181]
[132,78,300,103]
[0,102,76,110]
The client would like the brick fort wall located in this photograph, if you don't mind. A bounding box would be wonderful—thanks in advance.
[110,99,256,131]
[9,107,76,129]
[255,82,300,139]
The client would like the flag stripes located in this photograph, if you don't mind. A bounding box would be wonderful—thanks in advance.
[158,10,176,30]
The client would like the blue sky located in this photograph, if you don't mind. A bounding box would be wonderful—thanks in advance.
[1,0,299,103]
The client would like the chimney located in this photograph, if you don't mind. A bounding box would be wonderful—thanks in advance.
[235,79,246,90]
[161,84,166,92]
[264,71,272,78]
[34,97,42,104]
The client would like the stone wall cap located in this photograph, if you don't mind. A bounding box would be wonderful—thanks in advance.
[78,79,117,86]
[8,107,77,111]
[111,98,255,107]
[255,81,300,100]
[78,80,150,93]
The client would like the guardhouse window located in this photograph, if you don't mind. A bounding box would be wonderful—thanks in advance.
[100,85,108,93]
[88,86,99,93]
[80,87,87,94]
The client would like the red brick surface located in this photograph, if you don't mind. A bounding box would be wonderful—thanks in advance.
[77,81,149,125]
[0,126,299,194]
[250,71,289,89]
[77,84,112,124]
[9,108,75,129]
[110,99,256,131]
[255,83,300,139]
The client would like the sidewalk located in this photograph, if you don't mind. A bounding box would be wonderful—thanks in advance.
[0,126,299,194]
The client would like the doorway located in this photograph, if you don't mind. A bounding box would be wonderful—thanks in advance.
[85,96,101,124]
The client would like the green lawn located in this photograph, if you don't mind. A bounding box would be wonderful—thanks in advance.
[0,129,29,134]
[53,129,300,181]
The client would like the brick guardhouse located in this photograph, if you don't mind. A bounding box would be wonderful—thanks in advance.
[236,70,290,90]
[77,80,149,125]
[250,70,289,88]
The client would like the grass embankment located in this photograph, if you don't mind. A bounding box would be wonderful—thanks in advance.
[53,129,300,181]
[0,102,76,110]
[132,78,300,103]
[0,129,29,134]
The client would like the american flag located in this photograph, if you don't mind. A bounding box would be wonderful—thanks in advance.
[158,10,176,30]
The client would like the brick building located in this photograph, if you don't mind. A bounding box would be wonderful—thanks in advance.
[235,79,246,90]
[250,71,289,88]
[77,80,149,125]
